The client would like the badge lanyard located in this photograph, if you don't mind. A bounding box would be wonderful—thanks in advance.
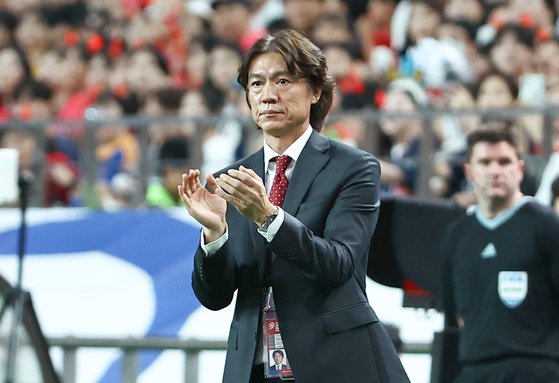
[262,253,294,379]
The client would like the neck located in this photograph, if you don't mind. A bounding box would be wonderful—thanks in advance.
[264,125,309,154]
[478,191,523,219]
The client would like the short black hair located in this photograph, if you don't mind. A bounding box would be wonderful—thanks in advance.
[272,349,284,358]
[466,124,521,162]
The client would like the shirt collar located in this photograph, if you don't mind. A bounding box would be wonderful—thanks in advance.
[263,125,313,165]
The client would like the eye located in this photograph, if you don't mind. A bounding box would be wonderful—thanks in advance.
[278,78,289,85]
[498,158,512,166]
[251,80,262,87]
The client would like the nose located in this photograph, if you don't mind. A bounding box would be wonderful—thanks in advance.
[261,81,278,103]
[488,161,503,176]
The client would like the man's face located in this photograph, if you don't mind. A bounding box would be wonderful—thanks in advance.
[273,352,283,365]
[247,52,319,139]
[465,141,524,204]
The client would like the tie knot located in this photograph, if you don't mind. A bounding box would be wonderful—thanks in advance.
[274,155,291,174]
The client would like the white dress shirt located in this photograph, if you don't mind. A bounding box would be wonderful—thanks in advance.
[201,126,313,253]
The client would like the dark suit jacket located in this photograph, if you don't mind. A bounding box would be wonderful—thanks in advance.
[192,130,410,383]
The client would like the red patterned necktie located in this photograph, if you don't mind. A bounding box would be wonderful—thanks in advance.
[269,155,291,207]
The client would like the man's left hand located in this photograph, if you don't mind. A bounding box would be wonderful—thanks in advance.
[214,165,276,226]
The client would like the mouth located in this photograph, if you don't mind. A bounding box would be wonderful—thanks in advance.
[260,110,282,116]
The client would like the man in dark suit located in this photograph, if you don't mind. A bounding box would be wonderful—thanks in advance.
[179,29,409,383]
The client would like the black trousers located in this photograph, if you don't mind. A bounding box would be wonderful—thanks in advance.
[455,356,559,383]
[249,364,295,383]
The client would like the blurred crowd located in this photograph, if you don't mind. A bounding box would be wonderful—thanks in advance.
[0,0,559,213]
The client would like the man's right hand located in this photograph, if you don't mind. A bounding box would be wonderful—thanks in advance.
[178,169,227,243]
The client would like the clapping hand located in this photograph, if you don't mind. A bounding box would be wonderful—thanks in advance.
[178,169,227,242]
[214,166,276,227]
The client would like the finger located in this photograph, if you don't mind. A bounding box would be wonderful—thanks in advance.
[216,175,242,198]
[215,185,240,205]
[195,172,203,189]
[206,173,218,193]
[182,174,192,198]
[188,169,197,193]
[239,166,262,181]
[177,185,191,206]
[227,169,255,188]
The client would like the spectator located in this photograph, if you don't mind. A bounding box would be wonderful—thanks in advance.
[404,0,444,50]
[92,92,140,211]
[435,19,491,79]
[355,0,397,59]
[378,78,428,196]
[43,136,80,207]
[12,77,53,120]
[534,38,559,103]
[125,47,171,102]
[473,70,540,160]
[144,87,188,147]
[434,82,478,197]
[312,12,355,47]
[267,0,327,38]
[14,9,51,72]
[0,46,31,120]
[206,40,245,108]
[210,0,267,51]
[475,70,518,110]
[486,23,535,79]
[146,135,190,208]
[184,39,209,91]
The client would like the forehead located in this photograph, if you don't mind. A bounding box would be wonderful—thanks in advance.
[471,141,518,159]
[481,75,507,90]
[248,52,289,77]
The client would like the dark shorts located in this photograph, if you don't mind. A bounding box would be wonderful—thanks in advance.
[455,356,559,383]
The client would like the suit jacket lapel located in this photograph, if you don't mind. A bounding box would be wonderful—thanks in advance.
[282,130,330,216]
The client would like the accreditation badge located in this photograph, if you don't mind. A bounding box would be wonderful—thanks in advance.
[498,271,528,308]
[263,287,294,380]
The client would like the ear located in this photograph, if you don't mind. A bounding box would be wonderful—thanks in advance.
[311,87,322,104]
[518,159,525,183]
[464,162,472,183]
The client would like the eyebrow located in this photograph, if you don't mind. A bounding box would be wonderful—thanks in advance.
[248,70,293,81]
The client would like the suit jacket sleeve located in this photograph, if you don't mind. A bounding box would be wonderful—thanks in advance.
[268,151,380,289]
[192,234,237,311]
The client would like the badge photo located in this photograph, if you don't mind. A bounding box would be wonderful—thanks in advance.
[498,271,528,308]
